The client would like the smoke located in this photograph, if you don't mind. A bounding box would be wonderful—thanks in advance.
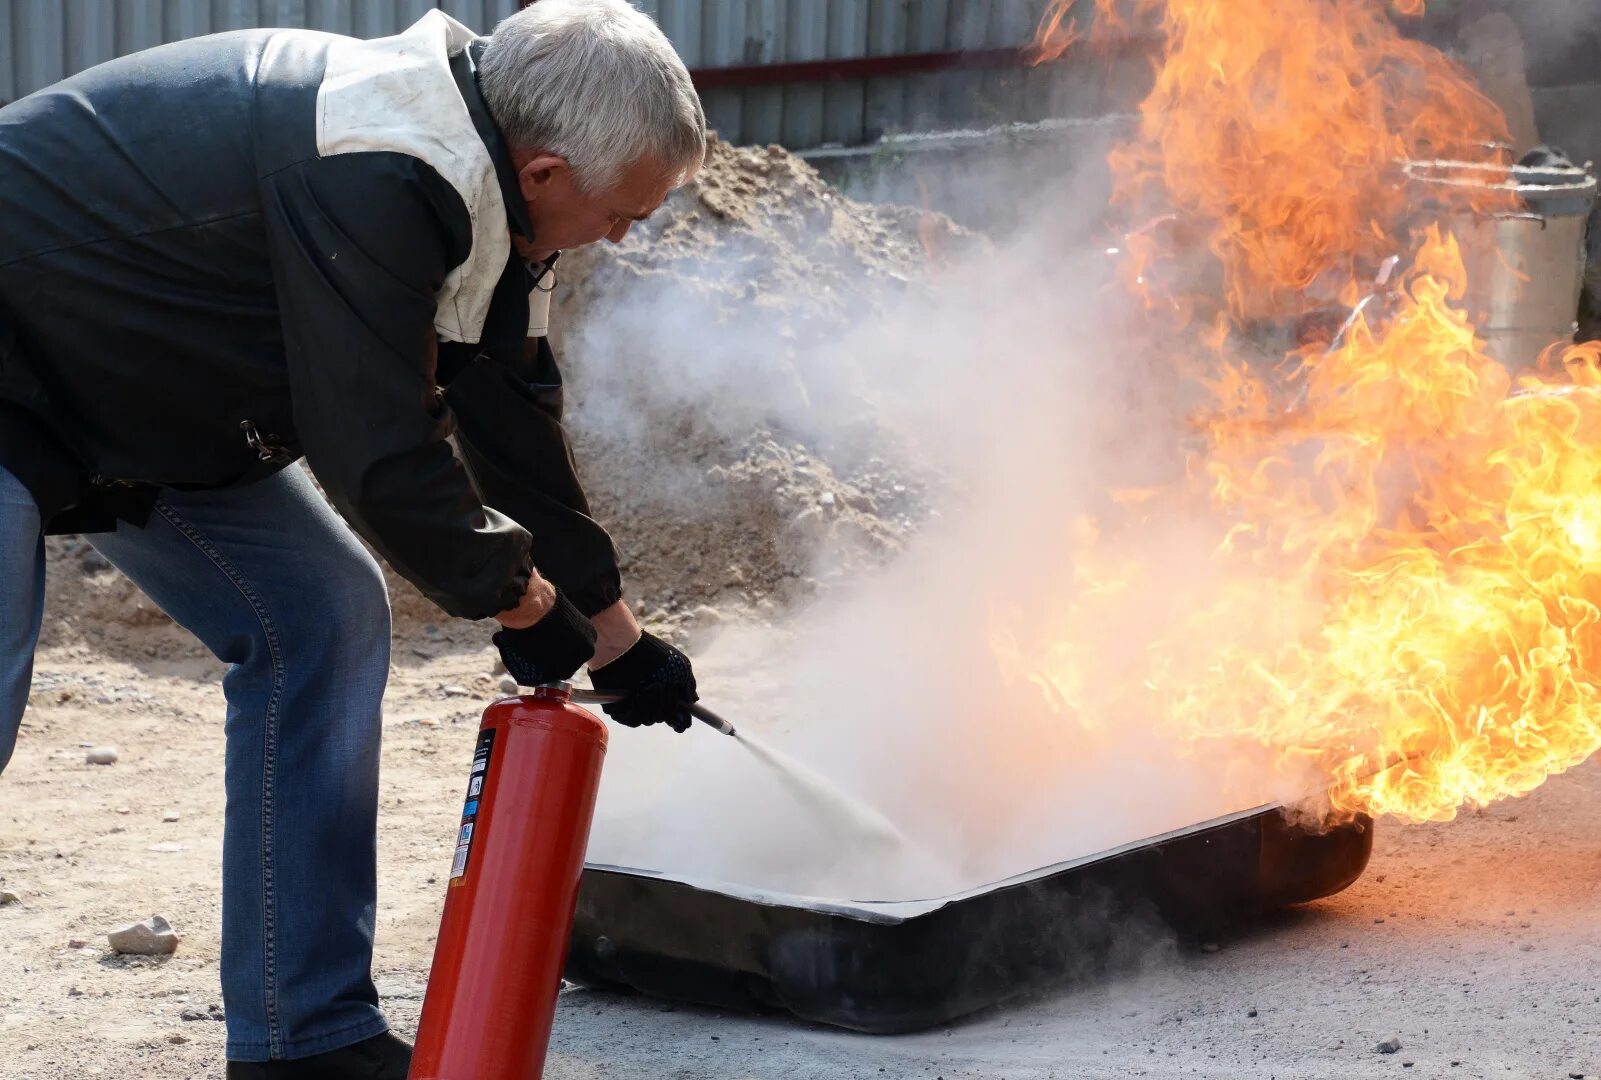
[562,151,1317,901]
[1437,1,1601,166]
[1485,0,1601,76]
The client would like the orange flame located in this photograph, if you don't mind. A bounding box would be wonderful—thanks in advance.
[1033,0,1513,321]
[1001,0,1601,823]
[1027,0,1082,66]
[1169,231,1601,821]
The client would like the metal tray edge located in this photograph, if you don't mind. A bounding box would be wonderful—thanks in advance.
[583,801,1283,923]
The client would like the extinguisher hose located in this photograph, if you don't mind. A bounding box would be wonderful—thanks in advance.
[567,688,738,738]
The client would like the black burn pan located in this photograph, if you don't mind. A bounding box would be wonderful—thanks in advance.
[564,805,1372,1034]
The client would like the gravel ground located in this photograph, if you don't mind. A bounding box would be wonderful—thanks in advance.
[2,636,1597,1079]
[537,761,1601,1080]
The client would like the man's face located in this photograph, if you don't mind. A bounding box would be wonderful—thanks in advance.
[511,151,675,262]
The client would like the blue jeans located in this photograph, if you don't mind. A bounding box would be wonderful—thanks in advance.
[0,464,393,1061]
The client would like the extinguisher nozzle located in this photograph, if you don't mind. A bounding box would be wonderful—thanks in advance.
[691,704,738,738]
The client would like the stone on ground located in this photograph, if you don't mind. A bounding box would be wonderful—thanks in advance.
[107,914,180,956]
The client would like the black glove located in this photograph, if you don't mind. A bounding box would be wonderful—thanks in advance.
[588,631,698,733]
[493,589,597,688]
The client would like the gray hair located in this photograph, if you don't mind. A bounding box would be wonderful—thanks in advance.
[479,0,706,194]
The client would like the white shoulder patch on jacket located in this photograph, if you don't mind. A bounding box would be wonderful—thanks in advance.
[316,11,509,345]
[527,284,552,338]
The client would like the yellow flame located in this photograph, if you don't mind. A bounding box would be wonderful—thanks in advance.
[1003,0,1601,823]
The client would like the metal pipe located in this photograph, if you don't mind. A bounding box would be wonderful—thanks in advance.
[685,37,1159,91]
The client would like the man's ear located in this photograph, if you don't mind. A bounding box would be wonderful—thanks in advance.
[517,153,570,200]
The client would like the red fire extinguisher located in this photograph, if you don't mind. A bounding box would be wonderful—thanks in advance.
[409,685,609,1080]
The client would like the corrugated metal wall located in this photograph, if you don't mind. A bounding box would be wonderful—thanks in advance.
[0,0,1076,149]
[0,0,524,99]
[669,0,1064,147]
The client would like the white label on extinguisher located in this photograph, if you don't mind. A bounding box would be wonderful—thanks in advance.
[449,728,495,881]
[449,824,473,878]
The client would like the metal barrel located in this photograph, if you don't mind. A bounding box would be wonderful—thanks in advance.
[1406,157,1599,369]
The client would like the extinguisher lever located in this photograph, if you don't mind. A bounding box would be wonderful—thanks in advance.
[563,687,739,738]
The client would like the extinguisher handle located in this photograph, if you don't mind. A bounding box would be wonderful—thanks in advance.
[564,688,738,738]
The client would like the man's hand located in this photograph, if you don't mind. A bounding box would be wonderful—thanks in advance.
[589,599,642,669]
[496,574,558,629]
[493,576,597,687]
[588,632,698,733]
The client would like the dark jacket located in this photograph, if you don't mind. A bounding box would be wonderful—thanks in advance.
[0,13,622,620]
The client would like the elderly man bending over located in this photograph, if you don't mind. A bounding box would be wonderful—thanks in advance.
[0,2,705,1075]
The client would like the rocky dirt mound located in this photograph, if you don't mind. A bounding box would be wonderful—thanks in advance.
[560,134,941,319]
[550,134,956,630]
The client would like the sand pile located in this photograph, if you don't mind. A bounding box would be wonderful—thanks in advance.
[558,134,940,324]
[546,133,959,634]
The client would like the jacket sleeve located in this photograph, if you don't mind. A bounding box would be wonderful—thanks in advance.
[259,151,533,620]
[445,335,625,618]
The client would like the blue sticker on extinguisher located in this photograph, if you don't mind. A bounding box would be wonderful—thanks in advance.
[449,727,495,882]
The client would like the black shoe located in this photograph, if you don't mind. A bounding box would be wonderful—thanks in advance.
[226,1030,412,1079]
